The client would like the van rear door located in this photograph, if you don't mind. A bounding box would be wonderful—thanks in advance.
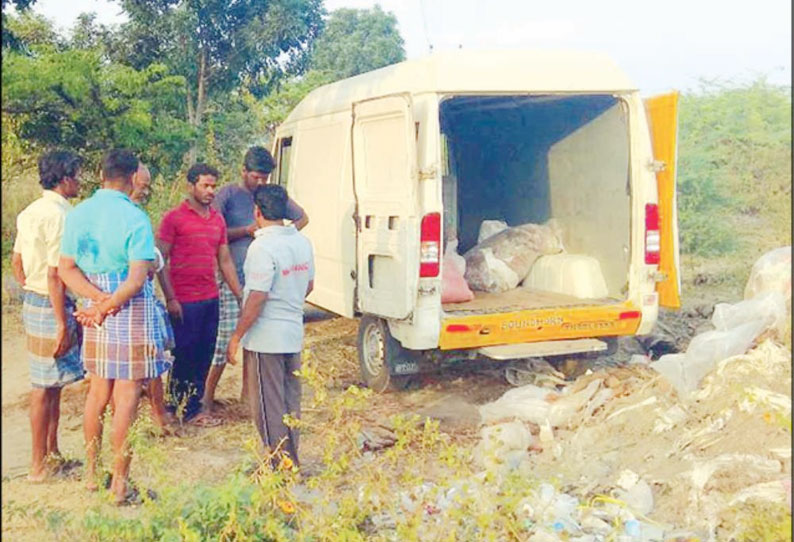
[352,94,419,319]
[644,92,681,309]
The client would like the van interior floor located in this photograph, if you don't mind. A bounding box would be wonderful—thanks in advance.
[442,288,617,315]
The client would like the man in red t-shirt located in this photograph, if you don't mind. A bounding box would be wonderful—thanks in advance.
[158,163,242,426]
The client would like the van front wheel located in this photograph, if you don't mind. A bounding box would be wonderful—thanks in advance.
[357,315,411,393]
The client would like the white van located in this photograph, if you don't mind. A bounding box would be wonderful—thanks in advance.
[272,50,681,391]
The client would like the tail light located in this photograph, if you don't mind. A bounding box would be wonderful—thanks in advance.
[419,213,441,277]
[645,203,660,265]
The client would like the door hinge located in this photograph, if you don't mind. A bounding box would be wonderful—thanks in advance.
[417,284,437,295]
[418,166,438,181]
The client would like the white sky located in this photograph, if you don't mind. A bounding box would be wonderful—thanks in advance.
[30,0,792,94]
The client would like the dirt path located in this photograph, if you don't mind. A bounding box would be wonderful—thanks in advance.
[1,313,86,480]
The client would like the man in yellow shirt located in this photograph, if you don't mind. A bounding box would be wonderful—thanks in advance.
[11,150,85,482]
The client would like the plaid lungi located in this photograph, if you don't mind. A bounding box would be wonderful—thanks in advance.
[151,287,175,352]
[81,271,172,381]
[211,279,240,366]
[22,291,84,388]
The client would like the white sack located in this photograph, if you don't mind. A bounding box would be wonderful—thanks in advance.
[464,221,563,293]
[478,220,509,243]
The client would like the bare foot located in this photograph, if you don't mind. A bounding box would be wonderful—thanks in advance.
[27,467,48,484]
[189,412,223,428]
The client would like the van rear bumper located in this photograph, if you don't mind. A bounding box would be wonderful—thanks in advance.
[439,302,642,350]
[478,338,609,360]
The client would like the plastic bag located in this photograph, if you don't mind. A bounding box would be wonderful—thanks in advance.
[479,384,558,425]
[744,246,791,306]
[479,379,603,428]
[441,240,475,303]
[464,221,564,293]
[651,286,788,396]
[474,421,532,472]
[478,219,509,243]
[651,320,769,396]
[712,290,787,339]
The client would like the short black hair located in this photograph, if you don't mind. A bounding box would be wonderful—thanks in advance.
[186,163,219,184]
[101,149,139,182]
[38,150,82,190]
[243,146,275,175]
[253,184,288,220]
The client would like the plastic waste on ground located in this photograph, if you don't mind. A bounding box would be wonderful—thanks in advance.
[615,469,654,516]
[440,239,475,303]
[650,289,787,396]
[464,221,563,293]
[480,379,603,427]
[743,246,791,312]
[474,421,533,473]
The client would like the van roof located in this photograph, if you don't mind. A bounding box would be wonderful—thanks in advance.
[283,49,638,122]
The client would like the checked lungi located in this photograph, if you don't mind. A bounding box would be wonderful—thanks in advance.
[210,279,240,366]
[22,291,84,388]
[82,271,172,381]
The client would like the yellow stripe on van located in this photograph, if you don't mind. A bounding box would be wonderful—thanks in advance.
[439,303,642,350]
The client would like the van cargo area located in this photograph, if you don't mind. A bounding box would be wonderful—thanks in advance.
[440,94,631,315]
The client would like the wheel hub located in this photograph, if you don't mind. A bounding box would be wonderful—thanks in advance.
[362,323,386,376]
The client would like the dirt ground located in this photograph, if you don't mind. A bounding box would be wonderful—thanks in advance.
[1,305,522,540]
[1,287,766,541]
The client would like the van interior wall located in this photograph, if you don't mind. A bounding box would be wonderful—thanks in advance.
[441,95,631,297]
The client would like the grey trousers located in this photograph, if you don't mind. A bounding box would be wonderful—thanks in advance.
[244,350,301,467]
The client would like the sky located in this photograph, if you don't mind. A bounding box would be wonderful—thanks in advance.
[29,0,792,94]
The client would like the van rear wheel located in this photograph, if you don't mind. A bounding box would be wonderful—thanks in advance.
[357,315,411,393]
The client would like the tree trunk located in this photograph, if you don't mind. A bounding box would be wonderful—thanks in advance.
[186,48,207,166]
[195,48,207,127]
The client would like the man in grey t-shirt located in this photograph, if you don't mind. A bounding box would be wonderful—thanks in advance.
[227,184,314,469]
[205,146,308,412]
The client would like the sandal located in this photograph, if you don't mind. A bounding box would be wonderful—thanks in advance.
[53,457,83,478]
[188,413,223,428]
[115,484,157,507]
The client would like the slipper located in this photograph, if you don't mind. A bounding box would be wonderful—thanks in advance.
[115,485,157,507]
[53,458,83,478]
[188,413,223,428]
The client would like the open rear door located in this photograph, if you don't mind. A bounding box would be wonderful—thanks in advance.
[352,94,419,319]
[644,92,681,309]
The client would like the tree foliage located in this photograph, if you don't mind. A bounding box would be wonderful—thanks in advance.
[1,0,38,49]
[115,0,324,129]
[256,6,407,137]
[2,17,193,178]
[310,5,405,80]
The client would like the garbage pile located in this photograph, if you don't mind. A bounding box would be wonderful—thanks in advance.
[469,246,792,541]
[442,220,564,300]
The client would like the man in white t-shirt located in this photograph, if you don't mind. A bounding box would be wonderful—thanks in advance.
[227,184,314,469]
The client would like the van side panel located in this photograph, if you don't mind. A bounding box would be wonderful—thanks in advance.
[285,112,357,317]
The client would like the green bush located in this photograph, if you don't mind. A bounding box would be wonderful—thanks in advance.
[677,78,791,257]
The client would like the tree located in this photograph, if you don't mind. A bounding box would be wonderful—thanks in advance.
[1,1,55,51]
[113,0,324,162]
[310,6,405,80]
[2,40,193,178]
[254,6,406,138]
